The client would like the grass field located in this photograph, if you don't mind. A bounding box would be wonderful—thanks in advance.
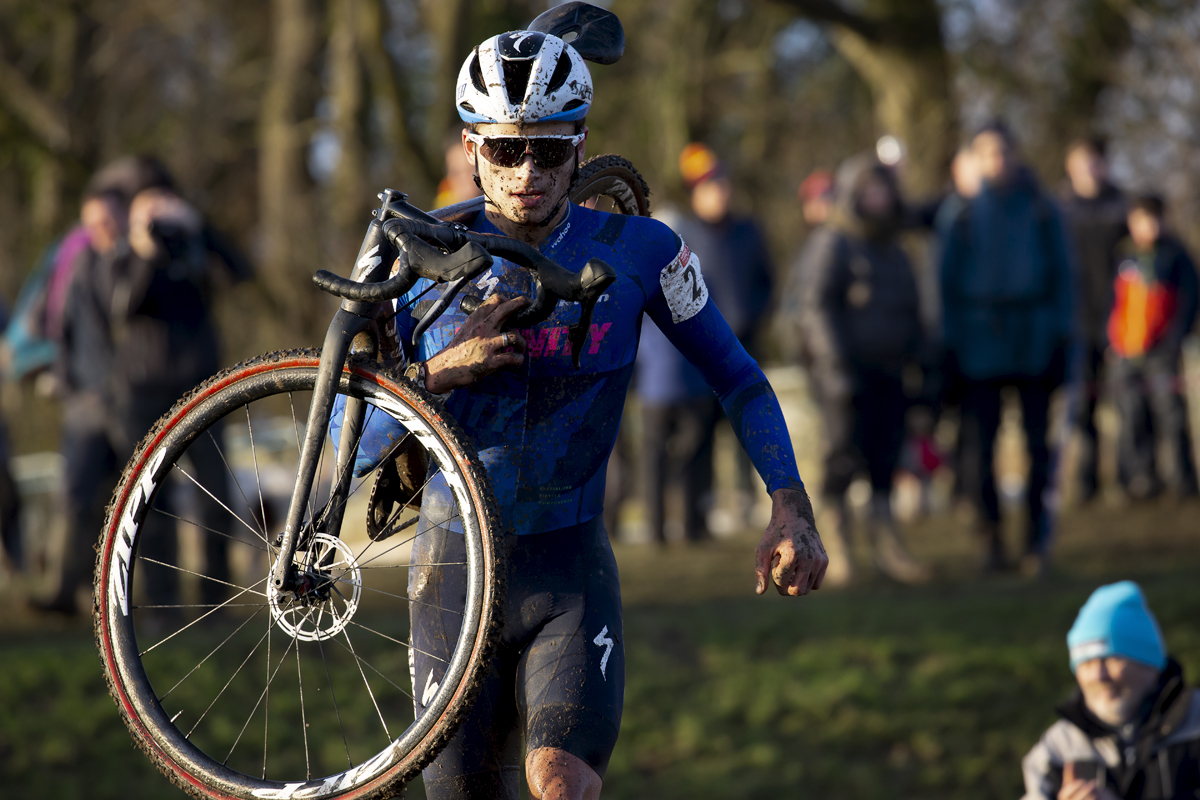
[1,497,1198,800]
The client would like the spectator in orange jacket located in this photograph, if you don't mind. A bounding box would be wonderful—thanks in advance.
[1107,194,1198,500]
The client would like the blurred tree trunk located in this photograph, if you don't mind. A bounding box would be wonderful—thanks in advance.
[329,0,370,251]
[359,0,438,197]
[421,0,471,143]
[259,0,323,335]
[0,2,86,238]
[773,0,955,197]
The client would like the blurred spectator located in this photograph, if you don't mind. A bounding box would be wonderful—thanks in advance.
[799,169,835,227]
[634,318,715,543]
[1107,195,1198,500]
[935,146,983,247]
[35,157,250,615]
[940,121,1075,575]
[795,153,931,585]
[434,131,483,209]
[674,143,774,527]
[1021,581,1200,800]
[1062,138,1127,502]
[34,187,131,614]
[0,300,20,573]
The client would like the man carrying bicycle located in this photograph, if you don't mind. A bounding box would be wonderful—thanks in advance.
[350,20,827,800]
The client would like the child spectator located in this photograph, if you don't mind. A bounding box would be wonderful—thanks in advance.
[1106,195,1198,500]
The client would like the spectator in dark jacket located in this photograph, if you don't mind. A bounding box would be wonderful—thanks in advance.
[1062,138,1127,502]
[1107,195,1198,500]
[675,144,774,528]
[36,159,250,615]
[1021,581,1200,800]
[940,121,1075,574]
[797,153,931,585]
[634,316,716,543]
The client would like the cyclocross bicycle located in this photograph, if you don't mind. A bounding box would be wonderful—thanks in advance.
[93,146,649,800]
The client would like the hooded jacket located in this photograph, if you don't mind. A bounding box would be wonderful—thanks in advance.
[940,166,1075,381]
[1021,660,1200,800]
[795,154,924,392]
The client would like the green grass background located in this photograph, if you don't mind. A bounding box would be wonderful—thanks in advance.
[2,500,1198,799]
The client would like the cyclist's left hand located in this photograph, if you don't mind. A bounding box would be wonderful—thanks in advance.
[755,487,827,596]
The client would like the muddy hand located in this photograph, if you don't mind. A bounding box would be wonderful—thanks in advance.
[425,294,529,393]
[754,487,828,596]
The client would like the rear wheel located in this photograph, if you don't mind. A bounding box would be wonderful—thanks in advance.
[94,349,503,800]
[571,154,651,217]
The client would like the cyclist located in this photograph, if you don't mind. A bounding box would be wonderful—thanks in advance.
[342,25,827,800]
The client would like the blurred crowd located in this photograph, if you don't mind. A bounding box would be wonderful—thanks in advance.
[0,156,249,615]
[636,124,1198,583]
[2,120,1199,610]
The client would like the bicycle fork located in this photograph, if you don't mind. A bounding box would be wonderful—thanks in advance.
[271,207,400,593]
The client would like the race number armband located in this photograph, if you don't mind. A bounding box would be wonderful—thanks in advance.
[659,241,709,323]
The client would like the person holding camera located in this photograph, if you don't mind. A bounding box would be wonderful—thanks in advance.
[1021,581,1200,800]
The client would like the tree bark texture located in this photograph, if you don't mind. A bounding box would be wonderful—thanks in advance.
[259,0,323,334]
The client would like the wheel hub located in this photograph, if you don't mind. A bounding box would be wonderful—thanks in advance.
[268,533,361,641]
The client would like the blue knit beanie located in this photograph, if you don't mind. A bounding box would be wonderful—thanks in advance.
[1067,581,1166,672]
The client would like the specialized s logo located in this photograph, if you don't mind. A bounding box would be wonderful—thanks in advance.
[109,447,169,616]
[659,241,709,323]
[593,625,614,680]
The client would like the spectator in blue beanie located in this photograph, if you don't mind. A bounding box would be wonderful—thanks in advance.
[1021,581,1200,800]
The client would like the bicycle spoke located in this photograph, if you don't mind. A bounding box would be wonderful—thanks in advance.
[225,628,299,766]
[353,505,460,573]
[139,574,269,657]
[326,574,465,618]
[186,618,275,740]
[161,606,268,701]
[133,603,266,609]
[150,506,270,554]
[315,634,353,769]
[206,427,269,544]
[324,629,414,702]
[356,561,468,570]
[172,462,268,546]
[293,621,311,780]
[262,614,271,779]
[345,618,449,665]
[244,406,272,544]
[339,622,393,742]
[288,392,302,460]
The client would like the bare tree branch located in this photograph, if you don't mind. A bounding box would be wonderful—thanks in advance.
[0,45,71,152]
[768,0,879,41]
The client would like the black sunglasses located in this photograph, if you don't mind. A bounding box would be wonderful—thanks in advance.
[466,133,585,169]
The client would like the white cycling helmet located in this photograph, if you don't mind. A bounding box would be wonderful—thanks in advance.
[455,30,593,125]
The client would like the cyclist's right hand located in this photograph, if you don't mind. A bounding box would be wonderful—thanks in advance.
[425,294,529,393]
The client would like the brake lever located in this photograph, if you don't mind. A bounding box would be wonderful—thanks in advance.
[564,259,616,368]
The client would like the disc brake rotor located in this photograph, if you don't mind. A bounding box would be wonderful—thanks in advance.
[267,533,362,642]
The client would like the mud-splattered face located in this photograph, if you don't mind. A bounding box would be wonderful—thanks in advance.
[465,121,585,228]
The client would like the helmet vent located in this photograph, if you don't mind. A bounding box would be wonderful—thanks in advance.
[563,99,585,111]
[459,102,476,115]
[502,59,534,106]
[468,52,487,95]
[546,51,573,94]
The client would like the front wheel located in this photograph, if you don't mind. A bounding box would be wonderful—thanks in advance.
[95,349,504,800]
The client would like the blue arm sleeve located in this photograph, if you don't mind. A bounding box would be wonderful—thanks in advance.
[646,290,804,495]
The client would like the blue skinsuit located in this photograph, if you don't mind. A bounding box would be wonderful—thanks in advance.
[332,203,804,795]
[337,202,803,534]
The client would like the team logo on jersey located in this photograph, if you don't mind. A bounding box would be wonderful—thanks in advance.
[659,241,708,323]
